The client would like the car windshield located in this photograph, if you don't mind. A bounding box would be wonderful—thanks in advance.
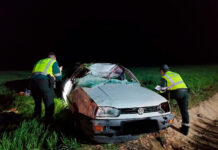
[73,63,139,88]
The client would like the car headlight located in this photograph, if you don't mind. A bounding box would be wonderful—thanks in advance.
[158,102,170,113]
[96,106,120,117]
[62,79,73,102]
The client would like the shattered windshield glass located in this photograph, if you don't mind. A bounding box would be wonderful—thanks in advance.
[74,63,138,88]
[77,74,137,88]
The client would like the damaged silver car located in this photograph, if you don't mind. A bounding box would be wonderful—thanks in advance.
[62,63,174,143]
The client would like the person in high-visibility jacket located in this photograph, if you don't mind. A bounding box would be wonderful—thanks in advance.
[31,52,62,124]
[159,64,189,135]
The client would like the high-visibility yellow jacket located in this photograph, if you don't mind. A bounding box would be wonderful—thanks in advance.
[32,58,56,77]
[161,71,187,90]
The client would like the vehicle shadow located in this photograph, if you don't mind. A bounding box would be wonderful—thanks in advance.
[53,108,93,144]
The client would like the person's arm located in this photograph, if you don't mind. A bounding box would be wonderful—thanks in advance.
[159,77,169,99]
[160,77,168,92]
[160,77,167,87]
[52,61,62,81]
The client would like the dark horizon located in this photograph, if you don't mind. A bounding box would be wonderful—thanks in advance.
[1,0,218,70]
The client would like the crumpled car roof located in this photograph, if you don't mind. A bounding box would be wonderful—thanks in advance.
[87,63,123,78]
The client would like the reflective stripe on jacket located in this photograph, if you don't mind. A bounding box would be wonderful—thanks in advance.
[162,71,187,90]
[32,58,56,77]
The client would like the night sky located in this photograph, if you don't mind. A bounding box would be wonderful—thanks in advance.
[0,0,218,70]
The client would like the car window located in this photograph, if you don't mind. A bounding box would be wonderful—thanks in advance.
[72,66,89,80]
[72,63,140,88]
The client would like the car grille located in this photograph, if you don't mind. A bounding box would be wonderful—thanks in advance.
[121,119,159,135]
[120,106,159,114]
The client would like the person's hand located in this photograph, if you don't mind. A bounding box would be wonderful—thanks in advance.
[59,66,63,72]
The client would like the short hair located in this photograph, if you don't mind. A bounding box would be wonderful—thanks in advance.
[160,64,169,72]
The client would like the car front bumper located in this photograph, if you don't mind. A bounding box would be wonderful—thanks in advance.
[79,113,174,143]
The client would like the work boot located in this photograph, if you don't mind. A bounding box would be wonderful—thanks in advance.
[180,125,189,136]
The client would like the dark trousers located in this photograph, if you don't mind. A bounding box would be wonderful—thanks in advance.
[31,79,55,122]
[162,89,189,124]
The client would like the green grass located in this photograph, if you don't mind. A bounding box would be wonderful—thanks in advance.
[131,65,218,93]
[0,65,218,150]
[0,119,80,150]
[131,65,218,110]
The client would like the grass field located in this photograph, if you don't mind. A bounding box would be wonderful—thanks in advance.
[0,65,218,150]
[132,65,218,108]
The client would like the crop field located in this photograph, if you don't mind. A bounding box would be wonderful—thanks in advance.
[0,65,218,150]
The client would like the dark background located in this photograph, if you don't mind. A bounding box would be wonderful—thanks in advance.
[0,0,218,70]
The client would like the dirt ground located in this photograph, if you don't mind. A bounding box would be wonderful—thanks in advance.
[117,93,218,150]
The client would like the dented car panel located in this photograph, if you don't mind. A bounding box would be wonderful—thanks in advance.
[68,87,98,119]
[62,63,174,143]
[83,84,167,109]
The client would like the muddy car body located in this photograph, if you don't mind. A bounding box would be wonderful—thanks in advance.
[62,63,174,143]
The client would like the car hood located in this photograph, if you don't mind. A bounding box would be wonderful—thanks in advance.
[82,84,167,108]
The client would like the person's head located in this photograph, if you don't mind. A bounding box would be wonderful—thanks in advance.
[160,64,169,75]
[48,52,56,60]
